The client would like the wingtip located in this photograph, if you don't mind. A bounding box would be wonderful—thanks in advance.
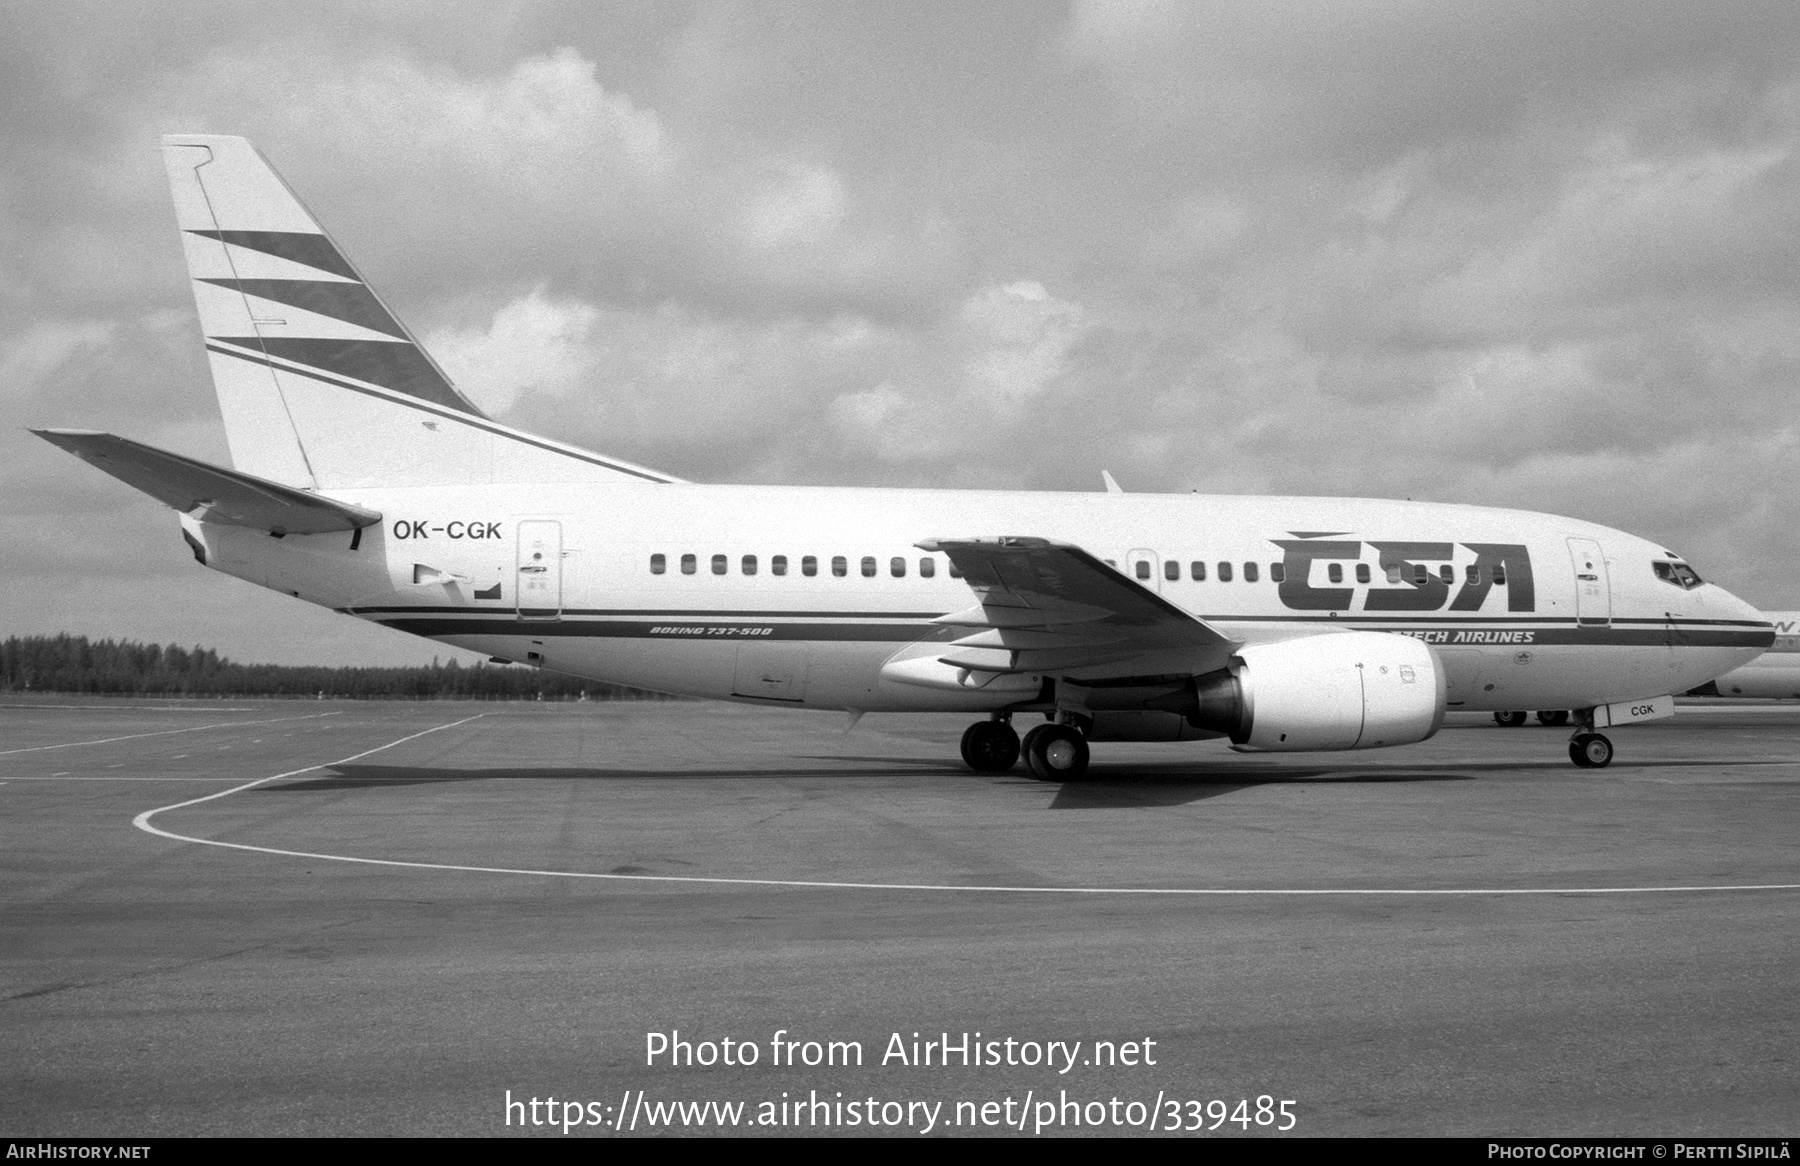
[31,427,107,448]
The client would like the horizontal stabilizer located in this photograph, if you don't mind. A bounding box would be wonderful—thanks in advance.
[33,429,380,535]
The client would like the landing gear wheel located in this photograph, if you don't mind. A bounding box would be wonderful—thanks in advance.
[1019,725,1053,779]
[1023,724,1090,781]
[1569,733,1613,768]
[1536,710,1570,727]
[959,720,1019,773]
[1494,711,1527,727]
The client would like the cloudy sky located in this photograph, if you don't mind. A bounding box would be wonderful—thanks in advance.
[6,1,1800,665]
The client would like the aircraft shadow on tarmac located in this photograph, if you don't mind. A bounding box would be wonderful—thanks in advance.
[1040,765,1470,809]
[259,754,1787,803]
[265,758,1470,810]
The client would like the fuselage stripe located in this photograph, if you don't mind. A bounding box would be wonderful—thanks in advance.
[366,614,1772,649]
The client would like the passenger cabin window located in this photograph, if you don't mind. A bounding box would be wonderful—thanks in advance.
[1134,560,1151,580]
[1328,563,1343,584]
[742,554,757,576]
[1218,561,1233,582]
[920,557,936,578]
[772,555,787,577]
[1164,560,1180,582]
[681,553,697,575]
[1385,563,1402,584]
[712,554,727,576]
[948,561,963,579]
[802,555,818,577]
[891,556,906,577]
[1412,564,1430,585]
[832,556,848,577]
[861,556,877,578]
[1466,565,1481,586]
[650,553,666,575]
[1437,564,1453,585]
[1190,561,1206,581]
[1244,562,1259,583]
[1492,564,1506,586]
[1653,561,1704,590]
[1270,562,1285,583]
[1356,563,1370,584]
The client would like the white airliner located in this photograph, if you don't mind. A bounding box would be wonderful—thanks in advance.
[33,136,1774,776]
[1692,614,1800,698]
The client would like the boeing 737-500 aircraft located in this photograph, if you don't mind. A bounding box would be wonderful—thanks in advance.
[33,136,1775,776]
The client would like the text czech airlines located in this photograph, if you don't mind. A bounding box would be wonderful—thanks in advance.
[391,520,503,540]
[1397,629,1537,645]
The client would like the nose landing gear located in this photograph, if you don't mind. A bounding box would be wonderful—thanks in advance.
[1569,732,1614,768]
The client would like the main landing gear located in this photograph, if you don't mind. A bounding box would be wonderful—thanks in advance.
[959,718,1020,773]
[1021,722,1089,781]
[958,715,1092,779]
[1493,709,1572,727]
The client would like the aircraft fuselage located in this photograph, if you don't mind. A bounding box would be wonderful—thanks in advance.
[185,482,1770,715]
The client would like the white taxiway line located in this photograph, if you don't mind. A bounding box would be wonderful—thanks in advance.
[0,711,342,756]
[133,713,487,836]
[132,715,1800,898]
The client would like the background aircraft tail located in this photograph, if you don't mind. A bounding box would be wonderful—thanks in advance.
[161,135,677,490]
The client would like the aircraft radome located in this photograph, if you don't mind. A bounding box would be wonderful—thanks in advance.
[1689,613,1800,699]
[34,136,1775,776]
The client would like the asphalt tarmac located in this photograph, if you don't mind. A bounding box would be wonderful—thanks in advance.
[2,696,1795,1137]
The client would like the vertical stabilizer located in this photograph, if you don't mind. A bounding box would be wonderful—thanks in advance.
[161,135,678,490]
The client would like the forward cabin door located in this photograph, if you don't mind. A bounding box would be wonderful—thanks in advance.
[517,520,563,620]
[1567,537,1611,627]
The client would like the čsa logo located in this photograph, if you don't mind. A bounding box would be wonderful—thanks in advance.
[1273,540,1535,613]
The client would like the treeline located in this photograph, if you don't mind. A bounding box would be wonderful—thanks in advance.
[0,634,671,701]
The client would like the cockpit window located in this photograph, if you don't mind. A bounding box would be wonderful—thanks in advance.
[1652,560,1704,590]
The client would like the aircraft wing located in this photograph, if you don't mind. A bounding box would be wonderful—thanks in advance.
[916,536,1236,674]
[33,429,381,535]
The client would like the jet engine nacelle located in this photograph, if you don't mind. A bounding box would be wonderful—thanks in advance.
[1194,631,1447,751]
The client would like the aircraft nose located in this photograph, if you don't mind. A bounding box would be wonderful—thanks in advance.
[1707,583,1776,645]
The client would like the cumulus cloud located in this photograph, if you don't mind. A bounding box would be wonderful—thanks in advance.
[426,289,600,413]
[957,281,1085,404]
[1,319,118,393]
[129,44,963,320]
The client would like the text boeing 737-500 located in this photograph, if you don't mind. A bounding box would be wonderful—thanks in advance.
[33,136,1774,777]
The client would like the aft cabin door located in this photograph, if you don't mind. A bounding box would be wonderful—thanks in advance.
[517,520,563,620]
[1567,537,1611,627]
